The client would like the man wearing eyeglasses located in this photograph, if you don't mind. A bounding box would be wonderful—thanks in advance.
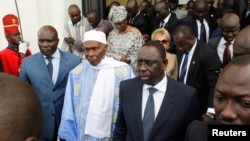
[113,41,200,141]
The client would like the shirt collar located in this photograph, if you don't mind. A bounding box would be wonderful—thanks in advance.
[7,43,18,51]
[186,39,197,56]
[143,75,167,93]
[221,37,234,44]
[43,48,60,59]
[163,13,171,23]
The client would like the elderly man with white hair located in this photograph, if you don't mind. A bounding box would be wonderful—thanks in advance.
[58,30,134,141]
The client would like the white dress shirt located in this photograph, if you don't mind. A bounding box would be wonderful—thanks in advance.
[44,48,60,84]
[196,19,209,43]
[142,76,167,120]
[160,13,171,28]
[217,37,234,63]
[179,39,197,84]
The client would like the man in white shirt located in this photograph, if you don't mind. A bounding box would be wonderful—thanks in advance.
[208,13,240,67]
[113,41,200,141]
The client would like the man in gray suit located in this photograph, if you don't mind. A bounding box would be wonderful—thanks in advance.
[19,25,81,141]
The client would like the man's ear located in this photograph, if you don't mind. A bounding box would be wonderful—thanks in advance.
[162,58,168,71]
[25,136,39,141]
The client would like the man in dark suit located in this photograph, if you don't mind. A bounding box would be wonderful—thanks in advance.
[113,41,200,141]
[241,0,250,29]
[179,0,212,43]
[174,25,221,120]
[151,1,179,54]
[19,25,81,141]
[208,13,240,67]
[126,0,150,41]
[184,55,250,141]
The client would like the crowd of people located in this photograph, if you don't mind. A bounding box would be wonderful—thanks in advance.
[0,0,250,141]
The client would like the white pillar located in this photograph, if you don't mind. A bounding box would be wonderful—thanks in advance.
[0,0,82,53]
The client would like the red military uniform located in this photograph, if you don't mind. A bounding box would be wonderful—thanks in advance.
[0,14,32,76]
[0,47,31,76]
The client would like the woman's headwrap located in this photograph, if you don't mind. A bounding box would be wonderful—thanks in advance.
[109,6,128,23]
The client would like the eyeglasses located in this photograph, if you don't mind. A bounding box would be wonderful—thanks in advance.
[154,39,168,44]
[137,59,160,67]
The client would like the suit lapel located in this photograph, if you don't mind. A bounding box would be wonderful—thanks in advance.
[36,53,54,84]
[165,13,174,31]
[177,53,183,80]
[132,77,144,141]
[149,78,177,139]
[55,50,70,87]
[186,42,200,83]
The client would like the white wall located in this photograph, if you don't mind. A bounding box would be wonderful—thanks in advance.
[0,0,82,53]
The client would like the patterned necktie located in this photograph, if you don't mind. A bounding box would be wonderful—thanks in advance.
[223,42,231,67]
[200,19,206,43]
[143,87,157,141]
[179,54,188,83]
[46,56,53,78]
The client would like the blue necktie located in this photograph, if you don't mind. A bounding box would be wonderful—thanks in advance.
[143,87,157,141]
[179,54,188,83]
[46,56,53,78]
[200,20,206,43]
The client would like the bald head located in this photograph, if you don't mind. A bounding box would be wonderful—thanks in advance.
[126,0,138,8]
[195,0,207,20]
[221,13,240,27]
[195,0,207,9]
[68,4,81,24]
[126,0,139,19]
[233,26,250,57]
[174,25,196,53]
[174,25,195,39]
[154,1,170,20]
[38,25,58,38]
[0,73,43,140]
[154,0,164,5]
[68,4,80,13]
[221,13,240,42]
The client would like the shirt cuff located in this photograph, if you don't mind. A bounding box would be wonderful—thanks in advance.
[207,108,215,114]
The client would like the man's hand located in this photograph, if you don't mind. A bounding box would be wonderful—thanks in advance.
[64,37,74,45]
[19,41,28,54]
[120,55,131,63]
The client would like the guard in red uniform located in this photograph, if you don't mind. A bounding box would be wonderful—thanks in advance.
[0,14,31,76]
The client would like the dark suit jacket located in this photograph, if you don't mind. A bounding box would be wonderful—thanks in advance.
[130,12,150,35]
[151,12,179,34]
[113,77,200,141]
[179,13,212,39]
[177,40,221,114]
[151,12,179,54]
[19,50,81,140]
[241,8,250,29]
[208,36,223,65]
[184,120,221,141]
